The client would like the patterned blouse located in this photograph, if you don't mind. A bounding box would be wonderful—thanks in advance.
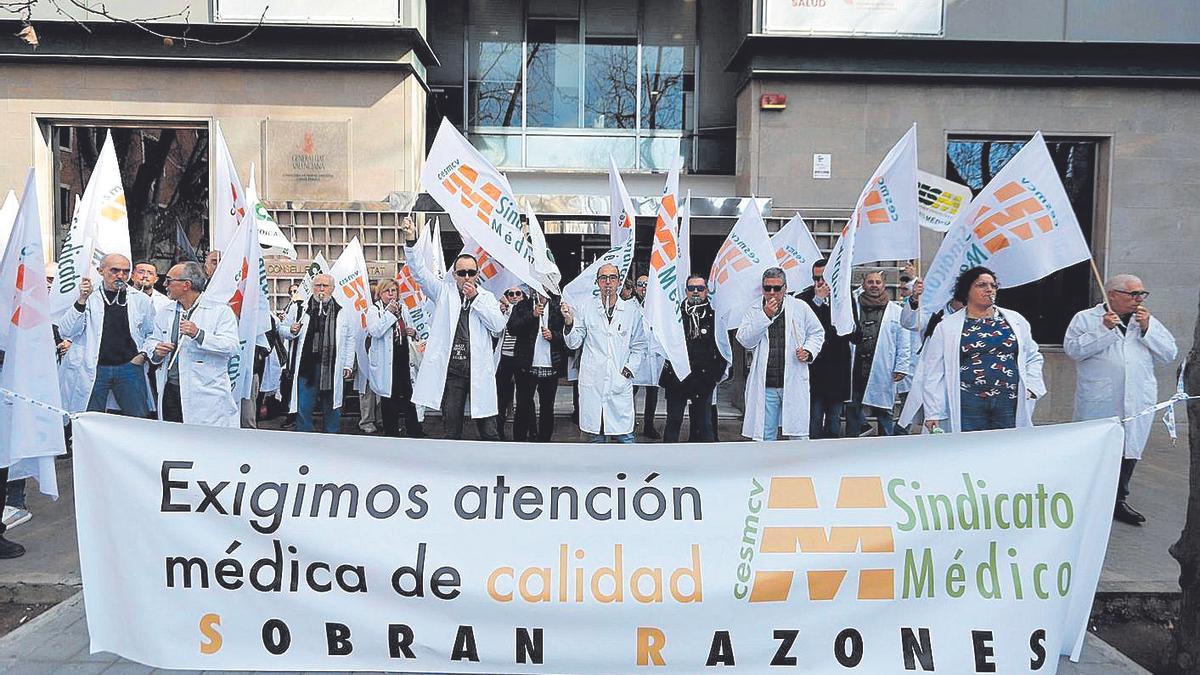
[959,313,1019,400]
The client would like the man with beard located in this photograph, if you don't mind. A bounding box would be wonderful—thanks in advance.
[660,275,726,442]
[846,270,910,437]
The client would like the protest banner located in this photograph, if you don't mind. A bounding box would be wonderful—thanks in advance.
[74,413,1120,673]
[828,126,919,335]
[709,199,774,363]
[212,121,249,252]
[917,170,972,233]
[644,156,690,379]
[423,118,543,295]
[921,132,1091,321]
[330,238,373,392]
[396,263,431,346]
[49,131,132,319]
[771,213,822,292]
[0,169,63,496]
[526,208,562,295]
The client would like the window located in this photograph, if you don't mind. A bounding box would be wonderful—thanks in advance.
[465,0,696,170]
[946,137,1099,344]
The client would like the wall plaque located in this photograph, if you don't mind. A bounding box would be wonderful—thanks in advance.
[265,119,350,200]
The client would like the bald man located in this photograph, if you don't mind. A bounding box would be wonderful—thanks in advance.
[277,273,356,433]
[58,253,157,417]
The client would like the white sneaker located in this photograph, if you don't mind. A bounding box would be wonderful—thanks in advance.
[2,506,31,530]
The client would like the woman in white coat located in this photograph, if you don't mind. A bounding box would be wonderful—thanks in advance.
[1064,274,1176,525]
[922,266,1045,433]
[144,262,241,427]
[365,278,422,437]
[562,263,647,442]
[736,268,824,441]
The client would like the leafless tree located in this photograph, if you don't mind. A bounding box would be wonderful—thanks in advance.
[2,0,267,48]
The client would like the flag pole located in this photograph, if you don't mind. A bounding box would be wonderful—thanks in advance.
[1088,256,1111,312]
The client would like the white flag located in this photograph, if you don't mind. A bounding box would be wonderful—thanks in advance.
[526,208,562,295]
[206,211,267,400]
[644,156,690,380]
[771,213,822,292]
[0,169,64,497]
[922,132,1090,317]
[246,164,297,259]
[608,156,636,247]
[212,121,249,252]
[296,252,330,304]
[460,237,522,294]
[396,263,431,345]
[0,191,17,253]
[829,126,920,335]
[917,170,972,233]
[422,118,543,294]
[430,218,447,279]
[851,124,920,265]
[708,199,775,363]
[676,191,692,297]
[330,238,372,392]
[49,131,132,319]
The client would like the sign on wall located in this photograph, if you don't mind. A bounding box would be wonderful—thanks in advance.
[264,120,350,201]
[762,0,944,37]
[215,0,402,25]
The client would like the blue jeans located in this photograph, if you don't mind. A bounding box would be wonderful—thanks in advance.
[590,433,635,444]
[87,362,150,417]
[297,375,341,433]
[762,387,784,441]
[809,393,845,439]
[960,394,1017,432]
[845,401,895,437]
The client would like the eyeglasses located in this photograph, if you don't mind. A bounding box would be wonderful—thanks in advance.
[455,269,479,278]
[972,281,1000,290]
[164,276,183,285]
[598,274,620,281]
[635,281,648,288]
[504,290,523,297]
[1112,289,1150,300]
[762,284,785,293]
[686,285,706,292]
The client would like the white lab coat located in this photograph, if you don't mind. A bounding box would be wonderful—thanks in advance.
[632,303,665,386]
[920,306,1045,432]
[1064,304,1177,459]
[404,245,508,418]
[144,296,241,427]
[364,301,401,399]
[146,289,174,314]
[736,296,825,440]
[564,297,647,436]
[850,301,912,409]
[56,338,91,414]
[57,287,157,411]
[276,299,357,414]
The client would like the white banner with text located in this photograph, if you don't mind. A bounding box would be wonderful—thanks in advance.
[74,414,1121,673]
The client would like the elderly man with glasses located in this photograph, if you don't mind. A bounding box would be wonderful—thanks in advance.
[737,267,825,441]
[1065,274,1177,526]
[58,253,157,417]
[278,272,356,433]
[403,217,508,440]
[145,261,241,426]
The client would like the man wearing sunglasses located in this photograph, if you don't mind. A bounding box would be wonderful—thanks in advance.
[659,275,726,442]
[736,267,824,441]
[58,253,157,418]
[562,263,647,443]
[1065,274,1177,526]
[403,216,508,440]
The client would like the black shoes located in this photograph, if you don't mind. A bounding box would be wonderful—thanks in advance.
[643,426,661,440]
[0,536,26,559]
[1114,501,1146,526]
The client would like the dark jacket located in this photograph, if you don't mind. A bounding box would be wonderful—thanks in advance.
[659,300,727,397]
[797,286,861,402]
[507,296,568,375]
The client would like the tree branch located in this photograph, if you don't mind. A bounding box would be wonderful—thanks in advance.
[1,0,271,47]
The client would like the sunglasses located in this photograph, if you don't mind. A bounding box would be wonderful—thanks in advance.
[686,285,706,292]
[455,269,479,278]
[762,284,785,293]
[636,281,648,288]
[504,290,524,297]
[1112,289,1150,300]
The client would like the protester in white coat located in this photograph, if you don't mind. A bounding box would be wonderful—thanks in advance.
[133,261,173,314]
[737,267,825,441]
[403,217,508,440]
[58,253,156,417]
[922,267,1045,433]
[631,274,664,439]
[277,273,356,433]
[846,272,911,437]
[145,262,240,427]
[562,263,647,443]
[1065,274,1176,526]
[365,278,422,438]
